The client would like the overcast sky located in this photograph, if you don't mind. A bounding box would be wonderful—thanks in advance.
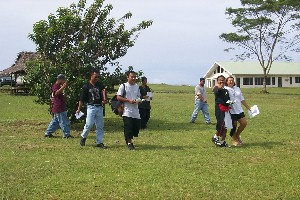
[0,0,299,85]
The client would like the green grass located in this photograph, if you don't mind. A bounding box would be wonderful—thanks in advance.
[0,85,300,199]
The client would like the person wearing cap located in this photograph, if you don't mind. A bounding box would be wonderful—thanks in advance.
[45,74,72,138]
[76,69,107,148]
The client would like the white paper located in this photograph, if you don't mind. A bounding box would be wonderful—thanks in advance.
[248,105,259,119]
[135,98,145,103]
[75,111,84,119]
[146,92,153,101]
[226,99,236,105]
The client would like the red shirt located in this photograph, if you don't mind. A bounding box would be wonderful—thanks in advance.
[51,83,66,114]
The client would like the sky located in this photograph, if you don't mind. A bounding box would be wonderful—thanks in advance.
[0,0,299,85]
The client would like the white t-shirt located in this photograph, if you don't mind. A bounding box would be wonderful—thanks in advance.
[194,84,207,101]
[117,82,141,119]
[225,86,245,114]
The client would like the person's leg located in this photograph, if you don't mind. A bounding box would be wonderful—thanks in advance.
[57,111,71,137]
[132,118,141,138]
[236,117,247,143]
[190,100,201,123]
[139,108,147,129]
[45,114,59,136]
[123,116,134,145]
[94,106,105,145]
[231,120,240,146]
[81,105,96,139]
[145,109,150,124]
[201,103,211,123]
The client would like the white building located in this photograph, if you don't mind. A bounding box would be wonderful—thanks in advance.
[204,61,300,88]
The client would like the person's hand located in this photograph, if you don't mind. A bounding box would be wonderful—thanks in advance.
[76,109,80,114]
[128,100,136,104]
[62,82,68,89]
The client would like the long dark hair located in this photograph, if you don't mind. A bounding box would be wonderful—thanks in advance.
[225,76,235,86]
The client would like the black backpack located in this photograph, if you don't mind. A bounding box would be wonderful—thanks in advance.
[111,84,126,115]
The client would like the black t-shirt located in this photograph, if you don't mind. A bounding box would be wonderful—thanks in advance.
[213,86,230,106]
[138,85,151,109]
[79,82,105,105]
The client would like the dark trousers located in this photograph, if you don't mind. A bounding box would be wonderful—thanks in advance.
[123,116,141,141]
[215,105,225,136]
[139,108,150,129]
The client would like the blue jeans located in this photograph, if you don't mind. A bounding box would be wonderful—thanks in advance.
[81,105,104,144]
[190,100,211,123]
[45,111,71,137]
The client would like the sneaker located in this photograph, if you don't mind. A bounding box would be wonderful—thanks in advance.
[219,141,229,147]
[45,133,53,138]
[211,136,219,144]
[96,143,107,149]
[190,121,195,124]
[80,137,86,146]
[63,135,74,139]
[127,143,135,150]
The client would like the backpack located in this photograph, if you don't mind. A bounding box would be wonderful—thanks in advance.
[110,83,126,116]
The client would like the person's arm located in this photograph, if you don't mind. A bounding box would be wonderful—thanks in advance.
[76,85,87,113]
[241,100,251,111]
[76,100,84,114]
[117,95,136,104]
[54,82,67,96]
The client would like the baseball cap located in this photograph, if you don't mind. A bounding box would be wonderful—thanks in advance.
[57,74,66,80]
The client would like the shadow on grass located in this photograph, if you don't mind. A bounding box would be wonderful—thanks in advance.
[240,141,284,149]
[71,117,215,132]
[108,143,195,151]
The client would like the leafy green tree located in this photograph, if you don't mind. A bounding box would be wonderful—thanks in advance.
[220,0,300,93]
[26,0,152,116]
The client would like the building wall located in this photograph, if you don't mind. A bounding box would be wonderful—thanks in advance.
[206,74,300,88]
[236,75,300,88]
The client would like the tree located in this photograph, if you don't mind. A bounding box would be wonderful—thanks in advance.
[26,0,152,116]
[220,0,300,93]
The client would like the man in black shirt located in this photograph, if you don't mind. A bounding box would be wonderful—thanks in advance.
[138,76,152,129]
[211,75,230,147]
[76,69,107,148]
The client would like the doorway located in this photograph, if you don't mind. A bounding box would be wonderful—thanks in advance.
[278,77,282,87]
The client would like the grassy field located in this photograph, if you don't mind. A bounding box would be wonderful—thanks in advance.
[0,85,300,199]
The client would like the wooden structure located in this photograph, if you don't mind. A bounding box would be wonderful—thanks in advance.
[0,51,38,94]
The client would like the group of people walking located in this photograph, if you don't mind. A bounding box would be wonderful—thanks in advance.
[45,70,250,150]
[190,76,251,147]
[44,70,152,150]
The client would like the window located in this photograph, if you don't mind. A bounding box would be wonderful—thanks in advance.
[266,77,271,85]
[295,77,300,83]
[272,77,275,85]
[255,77,263,85]
[243,77,253,85]
[255,77,270,85]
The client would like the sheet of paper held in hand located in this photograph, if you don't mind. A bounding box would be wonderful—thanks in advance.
[248,105,259,119]
[146,92,153,101]
[75,111,84,119]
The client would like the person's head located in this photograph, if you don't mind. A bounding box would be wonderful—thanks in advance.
[225,76,235,87]
[90,69,100,83]
[126,70,137,85]
[217,75,225,87]
[199,78,205,86]
[141,76,147,85]
[57,74,66,84]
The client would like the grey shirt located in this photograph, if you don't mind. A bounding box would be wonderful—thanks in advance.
[195,84,207,102]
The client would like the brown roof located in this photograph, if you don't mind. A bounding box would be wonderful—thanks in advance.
[0,51,38,75]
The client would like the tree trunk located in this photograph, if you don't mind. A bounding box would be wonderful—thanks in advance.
[261,68,268,93]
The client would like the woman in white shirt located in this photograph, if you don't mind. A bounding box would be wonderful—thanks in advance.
[225,77,251,146]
